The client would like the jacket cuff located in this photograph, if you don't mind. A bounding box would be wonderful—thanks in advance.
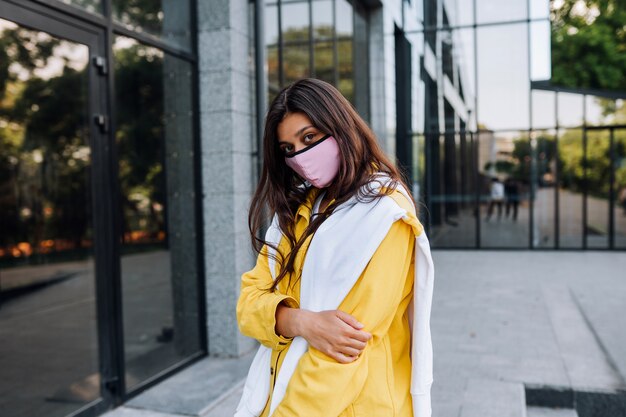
[269,294,299,350]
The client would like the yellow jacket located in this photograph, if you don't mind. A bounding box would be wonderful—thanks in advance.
[236,185,424,417]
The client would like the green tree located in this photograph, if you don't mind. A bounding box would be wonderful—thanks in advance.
[551,0,626,92]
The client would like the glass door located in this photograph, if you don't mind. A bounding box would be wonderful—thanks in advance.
[0,2,115,416]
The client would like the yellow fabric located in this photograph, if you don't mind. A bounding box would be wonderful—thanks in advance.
[236,185,424,417]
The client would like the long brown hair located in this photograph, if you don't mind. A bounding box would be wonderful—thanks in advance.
[248,78,414,292]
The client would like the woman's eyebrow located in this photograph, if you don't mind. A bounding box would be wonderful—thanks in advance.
[278,125,314,144]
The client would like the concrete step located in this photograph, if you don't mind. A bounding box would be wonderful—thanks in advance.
[527,406,578,417]
[541,283,625,392]
[460,378,526,417]
[102,350,254,417]
[203,382,244,417]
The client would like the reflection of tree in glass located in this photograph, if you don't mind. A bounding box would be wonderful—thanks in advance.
[59,0,101,14]
[0,25,90,262]
[559,128,626,199]
[113,41,166,246]
[113,0,162,35]
[268,25,355,103]
[551,0,626,92]
[487,127,626,201]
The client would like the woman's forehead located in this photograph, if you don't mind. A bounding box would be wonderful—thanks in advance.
[277,112,315,142]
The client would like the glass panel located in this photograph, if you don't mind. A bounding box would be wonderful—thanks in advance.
[281,1,310,44]
[532,130,557,248]
[530,20,551,81]
[586,96,620,127]
[476,23,530,131]
[530,0,550,19]
[314,40,334,84]
[268,45,280,99]
[454,28,476,130]
[428,119,477,248]
[0,19,99,416]
[266,4,280,101]
[532,90,555,130]
[336,0,353,103]
[557,128,583,248]
[113,36,201,390]
[441,25,453,81]
[452,0,474,28]
[336,0,353,39]
[112,0,192,52]
[313,0,333,41]
[615,129,626,249]
[476,0,527,24]
[585,129,610,248]
[413,134,426,208]
[265,3,279,46]
[58,0,102,14]
[426,133,445,235]
[478,131,530,248]
[337,39,353,103]
[557,92,584,128]
[423,0,437,49]
[283,44,310,84]
[353,5,369,119]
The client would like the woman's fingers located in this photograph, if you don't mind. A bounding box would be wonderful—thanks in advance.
[337,345,362,358]
[331,351,359,364]
[335,310,373,341]
[348,327,372,343]
[335,310,363,329]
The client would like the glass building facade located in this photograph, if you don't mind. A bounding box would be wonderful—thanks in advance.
[405,0,625,249]
[0,0,625,416]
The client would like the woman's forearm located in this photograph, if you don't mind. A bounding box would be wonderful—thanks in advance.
[275,301,309,338]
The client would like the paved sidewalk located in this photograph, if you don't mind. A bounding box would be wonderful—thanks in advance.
[103,251,626,417]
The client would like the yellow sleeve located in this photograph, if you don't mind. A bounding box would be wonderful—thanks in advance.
[236,244,300,351]
[271,219,415,417]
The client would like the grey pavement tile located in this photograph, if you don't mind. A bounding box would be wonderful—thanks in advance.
[459,378,526,417]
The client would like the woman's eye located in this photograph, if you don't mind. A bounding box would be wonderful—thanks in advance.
[282,145,293,154]
[303,133,315,144]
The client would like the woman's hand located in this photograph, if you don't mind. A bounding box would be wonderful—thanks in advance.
[276,303,373,363]
[299,309,373,363]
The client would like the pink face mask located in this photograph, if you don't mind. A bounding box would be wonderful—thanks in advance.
[284,134,341,188]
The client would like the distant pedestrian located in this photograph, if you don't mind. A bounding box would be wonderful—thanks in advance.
[234,78,435,417]
[619,186,626,216]
[504,177,521,221]
[486,177,504,221]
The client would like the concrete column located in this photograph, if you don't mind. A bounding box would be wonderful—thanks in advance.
[368,6,388,153]
[197,0,257,357]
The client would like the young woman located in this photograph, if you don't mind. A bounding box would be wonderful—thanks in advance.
[235,78,434,417]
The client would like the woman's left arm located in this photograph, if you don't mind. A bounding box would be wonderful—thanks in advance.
[271,218,416,417]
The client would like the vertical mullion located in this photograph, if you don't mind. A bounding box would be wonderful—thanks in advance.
[526,0,534,249]
[473,130,480,248]
[582,95,588,249]
[190,0,207,356]
[609,128,616,249]
[278,0,284,87]
[473,0,480,248]
[309,0,314,78]
[332,0,338,86]
[555,92,560,249]
[103,0,127,401]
